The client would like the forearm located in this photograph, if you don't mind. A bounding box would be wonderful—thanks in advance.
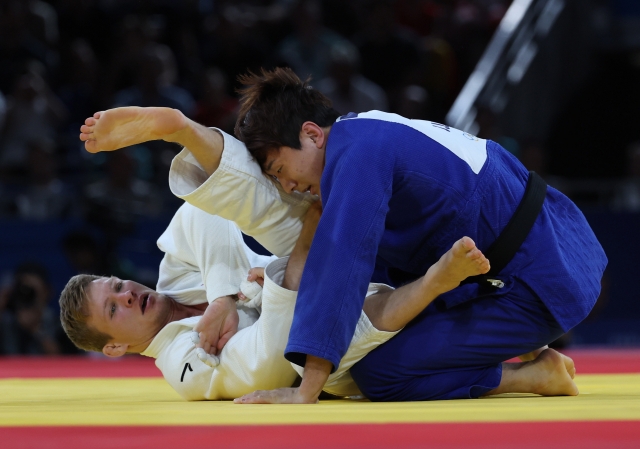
[164,118,224,177]
[281,235,312,291]
[281,203,321,290]
[298,355,332,402]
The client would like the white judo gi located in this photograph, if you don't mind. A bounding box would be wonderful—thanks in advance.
[140,129,398,400]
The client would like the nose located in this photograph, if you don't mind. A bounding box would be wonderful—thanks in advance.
[281,178,297,194]
[116,290,137,307]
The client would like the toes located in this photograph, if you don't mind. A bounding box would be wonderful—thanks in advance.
[93,111,104,119]
[85,117,96,126]
[466,248,482,260]
[84,140,98,153]
[459,236,476,251]
[80,124,93,134]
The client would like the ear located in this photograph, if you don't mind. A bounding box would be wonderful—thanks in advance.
[102,342,129,358]
[300,122,327,149]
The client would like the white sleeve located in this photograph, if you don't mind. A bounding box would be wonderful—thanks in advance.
[168,128,316,257]
[155,257,299,400]
[156,203,275,306]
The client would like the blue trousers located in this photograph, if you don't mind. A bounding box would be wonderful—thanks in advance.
[350,278,566,401]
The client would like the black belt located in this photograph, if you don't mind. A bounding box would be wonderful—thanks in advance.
[465,171,547,288]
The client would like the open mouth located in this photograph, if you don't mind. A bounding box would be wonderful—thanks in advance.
[141,294,149,314]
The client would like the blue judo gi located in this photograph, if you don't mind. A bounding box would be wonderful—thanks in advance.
[284,111,607,401]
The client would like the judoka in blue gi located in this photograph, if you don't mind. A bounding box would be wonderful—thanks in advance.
[232,67,607,404]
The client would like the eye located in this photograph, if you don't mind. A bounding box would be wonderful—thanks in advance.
[277,166,282,174]
[110,304,116,318]
[116,282,123,292]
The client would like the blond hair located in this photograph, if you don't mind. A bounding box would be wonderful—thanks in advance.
[59,274,112,352]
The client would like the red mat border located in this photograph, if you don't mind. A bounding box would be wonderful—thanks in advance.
[1,349,639,379]
[2,421,639,449]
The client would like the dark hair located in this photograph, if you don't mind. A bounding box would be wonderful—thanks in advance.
[234,67,340,167]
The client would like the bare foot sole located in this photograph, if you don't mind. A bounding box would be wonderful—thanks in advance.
[424,236,491,294]
[79,106,187,153]
[531,348,579,396]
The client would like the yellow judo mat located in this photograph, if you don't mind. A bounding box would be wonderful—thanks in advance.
[2,374,640,426]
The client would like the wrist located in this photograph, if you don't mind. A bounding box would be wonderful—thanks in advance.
[298,355,332,402]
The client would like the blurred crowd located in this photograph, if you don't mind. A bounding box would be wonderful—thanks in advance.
[0,0,516,355]
[0,0,637,355]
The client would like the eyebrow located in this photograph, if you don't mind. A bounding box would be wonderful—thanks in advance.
[265,159,274,173]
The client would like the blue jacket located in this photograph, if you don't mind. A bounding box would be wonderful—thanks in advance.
[285,111,607,370]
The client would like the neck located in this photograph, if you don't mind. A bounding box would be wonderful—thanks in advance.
[166,299,207,323]
[128,299,206,354]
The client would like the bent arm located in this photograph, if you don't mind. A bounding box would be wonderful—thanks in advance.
[157,259,300,400]
[169,128,316,257]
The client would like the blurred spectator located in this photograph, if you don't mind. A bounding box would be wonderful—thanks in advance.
[56,39,100,128]
[416,32,458,122]
[519,139,569,194]
[61,230,136,288]
[0,0,59,93]
[0,61,68,178]
[316,41,388,115]
[104,14,161,104]
[62,231,108,276]
[83,149,163,235]
[476,106,520,157]
[199,6,273,92]
[353,0,420,108]
[0,90,6,132]
[612,142,640,212]
[277,0,350,81]
[26,0,59,49]
[113,43,196,117]
[0,262,60,355]
[396,84,430,120]
[193,67,239,134]
[11,138,76,220]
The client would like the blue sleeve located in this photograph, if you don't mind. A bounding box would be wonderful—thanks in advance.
[284,133,394,370]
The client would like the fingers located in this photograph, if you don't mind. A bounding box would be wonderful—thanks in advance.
[196,348,219,367]
[200,331,219,355]
[190,331,200,346]
[216,328,235,352]
[192,332,220,367]
[233,388,314,404]
[247,268,265,287]
[233,390,274,404]
[247,267,265,281]
[240,278,263,300]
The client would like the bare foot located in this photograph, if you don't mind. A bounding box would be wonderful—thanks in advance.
[79,106,188,153]
[530,349,579,396]
[519,346,547,362]
[424,237,490,295]
[485,348,578,397]
[518,346,576,379]
[560,352,576,379]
